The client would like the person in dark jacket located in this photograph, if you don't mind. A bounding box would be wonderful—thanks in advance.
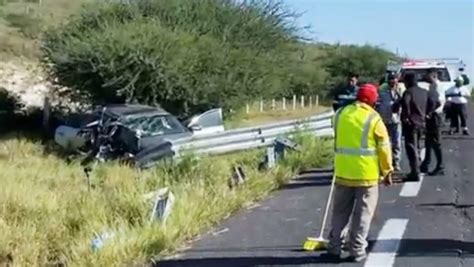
[420,69,444,175]
[332,73,359,111]
[401,72,436,182]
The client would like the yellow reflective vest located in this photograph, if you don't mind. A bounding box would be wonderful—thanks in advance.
[333,102,393,187]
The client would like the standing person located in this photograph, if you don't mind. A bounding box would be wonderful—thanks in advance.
[376,73,404,171]
[445,75,471,135]
[332,73,359,112]
[401,72,435,181]
[378,72,406,93]
[420,69,444,175]
[322,84,393,263]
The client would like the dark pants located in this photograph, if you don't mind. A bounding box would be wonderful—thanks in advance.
[422,113,443,169]
[403,124,423,176]
[450,103,468,130]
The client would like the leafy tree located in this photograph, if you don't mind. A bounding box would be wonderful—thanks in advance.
[41,0,396,117]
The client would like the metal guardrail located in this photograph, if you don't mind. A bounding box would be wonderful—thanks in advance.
[172,111,335,158]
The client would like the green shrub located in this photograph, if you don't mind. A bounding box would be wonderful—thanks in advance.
[0,87,21,114]
[0,87,21,133]
[41,0,320,117]
[319,43,396,99]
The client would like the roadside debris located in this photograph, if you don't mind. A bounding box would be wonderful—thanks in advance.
[91,230,116,252]
[229,166,246,188]
[144,187,175,223]
[91,187,176,252]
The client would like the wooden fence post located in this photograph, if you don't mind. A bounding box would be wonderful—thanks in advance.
[282,98,286,110]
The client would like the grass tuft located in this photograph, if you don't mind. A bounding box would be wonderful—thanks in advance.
[0,132,332,266]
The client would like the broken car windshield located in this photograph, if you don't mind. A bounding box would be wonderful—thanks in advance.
[120,114,187,136]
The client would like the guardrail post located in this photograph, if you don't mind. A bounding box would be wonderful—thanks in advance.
[282,98,286,110]
[266,147,276,168]
[293,95,296,110]
[150,188,175,223]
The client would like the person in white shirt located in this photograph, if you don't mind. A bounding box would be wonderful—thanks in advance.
[445,76,471,135]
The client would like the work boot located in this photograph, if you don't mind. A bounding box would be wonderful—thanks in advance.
[420,164,428,173]
[405,173,421,182]
[463,129,470,136]
[449,128,459,135]
[429,166,445,176]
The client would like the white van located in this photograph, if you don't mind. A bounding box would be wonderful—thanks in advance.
[386,58,467,93]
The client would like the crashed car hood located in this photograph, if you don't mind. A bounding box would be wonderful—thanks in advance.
[131,132,192,168]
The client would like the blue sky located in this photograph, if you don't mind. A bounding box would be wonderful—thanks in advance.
[283,0,474,78]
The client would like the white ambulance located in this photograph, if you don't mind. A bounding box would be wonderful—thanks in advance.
[385,58,467,93]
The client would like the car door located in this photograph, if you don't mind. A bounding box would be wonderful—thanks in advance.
[186,108,225,136]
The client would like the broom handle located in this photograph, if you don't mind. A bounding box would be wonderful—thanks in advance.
[318,173,336,238]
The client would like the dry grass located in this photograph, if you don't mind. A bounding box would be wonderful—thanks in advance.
[0,133,332,266]
[0,0,89,59]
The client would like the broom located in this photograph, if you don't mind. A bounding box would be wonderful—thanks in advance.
[302,173,336,251]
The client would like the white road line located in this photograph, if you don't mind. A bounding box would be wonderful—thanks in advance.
[364,218,409,267]
[399,148,426,197]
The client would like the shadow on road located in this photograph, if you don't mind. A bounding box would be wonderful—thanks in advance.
[396,239,474,257]
[281,181,332,189]
[156,255,336,267]
[298,167,334,175]
[157,239,474,267]
[417,203,474,208]
[442,136,474,140]
[295,174,332,181]
[280,174,333,190]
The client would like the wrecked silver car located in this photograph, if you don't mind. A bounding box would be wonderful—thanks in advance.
[54,104,224,168]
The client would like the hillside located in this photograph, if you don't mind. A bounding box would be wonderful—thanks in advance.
[0,0,395,117]
[0,0,88,59]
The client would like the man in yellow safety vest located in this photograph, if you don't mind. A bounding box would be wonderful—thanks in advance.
[321,83,393,263]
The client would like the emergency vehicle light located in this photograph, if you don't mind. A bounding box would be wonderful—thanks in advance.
[402,60,429,66]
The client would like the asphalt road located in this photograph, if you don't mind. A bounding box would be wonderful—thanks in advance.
[159,106,474,267]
